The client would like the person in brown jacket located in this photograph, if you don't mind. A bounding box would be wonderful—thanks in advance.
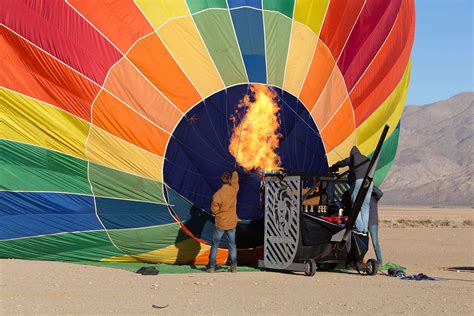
[207,171,239,273]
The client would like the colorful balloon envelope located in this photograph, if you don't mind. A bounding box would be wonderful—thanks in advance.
[1,0,415,264]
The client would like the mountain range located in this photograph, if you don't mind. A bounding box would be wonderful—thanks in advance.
[381,92,473,207]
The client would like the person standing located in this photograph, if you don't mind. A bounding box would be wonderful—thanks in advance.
[331,146,373,235]
[369,186,384,267]
[207,171,239,273]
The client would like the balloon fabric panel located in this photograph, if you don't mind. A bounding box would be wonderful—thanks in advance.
[321,98,355,151]
[0,192,99,240]
[89,163,165,204]
[283,22,318,97]
[2,89,89,159]
[67,0,154,54]
[263,11,292,87]
[351,0,415,126]
[0,140,91,195]
[157,16,225,98]
[0,27,98,121]
[230,7,267,83]
[1,0,122,85]
[299,40,335,111]
[263,0,294,18]
[191,10,248,86]
[319,0,365,60]
[103,59,182,133]
[127,33,201,112]
[338,0,402,91]
[91,90,169,157]
[86,127,164,182]
[356,61,411,154]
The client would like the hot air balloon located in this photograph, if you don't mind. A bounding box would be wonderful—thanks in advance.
[0,0,415,265]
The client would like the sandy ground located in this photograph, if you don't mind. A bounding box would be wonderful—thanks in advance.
[1,208,473,315]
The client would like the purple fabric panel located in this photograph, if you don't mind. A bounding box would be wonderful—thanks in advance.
[1,0,122,85]
[337,0,402,91]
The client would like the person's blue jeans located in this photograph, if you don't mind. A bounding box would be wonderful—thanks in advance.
[208,227,237,269]
[350,179,373,233]
[369,224,383,264]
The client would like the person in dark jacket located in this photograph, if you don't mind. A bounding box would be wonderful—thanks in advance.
[369,186,383,267]
[331,146,373,235]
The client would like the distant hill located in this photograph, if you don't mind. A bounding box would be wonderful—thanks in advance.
[381,92,473,207]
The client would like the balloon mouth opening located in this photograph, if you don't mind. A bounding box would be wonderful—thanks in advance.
[163,84,327,220]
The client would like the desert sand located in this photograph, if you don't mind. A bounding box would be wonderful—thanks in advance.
[1,207,473,315]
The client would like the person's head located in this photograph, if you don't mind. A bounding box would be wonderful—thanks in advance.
[350,146,360,156]
[221,172,231,184]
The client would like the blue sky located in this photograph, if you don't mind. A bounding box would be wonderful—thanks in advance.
[407,0,473,105]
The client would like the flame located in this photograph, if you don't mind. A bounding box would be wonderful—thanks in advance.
[229,84,282,172]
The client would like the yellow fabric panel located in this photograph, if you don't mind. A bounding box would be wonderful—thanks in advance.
[86,126,164,182]
[283,22,317,97]
[102,239,214,264]
[294,0,330,36]
[1,88,88,158]
[135,0,189,30]
[357,62,411,155]
[325,131,356,166]
[158,16,224,99]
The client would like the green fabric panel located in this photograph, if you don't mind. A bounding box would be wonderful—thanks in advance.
[264,0,294,18]
[89,163,165,203]
[186,0,227,14]
[0,231,122,261]
[108,223,183,255]
[369,126,400,186]
[0,140,91,194]
[264,11,292,87]
[192,10,247,85]
[73,261,260,274]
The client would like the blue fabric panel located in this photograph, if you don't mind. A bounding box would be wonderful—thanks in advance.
[95,197,175,230]
[227,0,262,9]
[230,8,267,83]
[0,192,100,240]
[164,85,327,220]
[166,186,216,244]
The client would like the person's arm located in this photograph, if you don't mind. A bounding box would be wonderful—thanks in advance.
[231,171,239,192]
[372,186,383,201]
[333,157,350,168]
[211,192,222,215]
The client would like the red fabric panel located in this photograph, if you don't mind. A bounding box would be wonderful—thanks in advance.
[0,26,98,121]
[337,0,402,91]
[319,0,365,60]
[67,0,154,54]
[351,0,415,126]
[1,0,122,85]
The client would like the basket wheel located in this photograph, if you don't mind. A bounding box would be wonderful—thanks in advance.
[304,259,317,277]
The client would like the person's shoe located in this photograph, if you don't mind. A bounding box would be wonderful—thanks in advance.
[206,268,215,273]
[229,264,237,273]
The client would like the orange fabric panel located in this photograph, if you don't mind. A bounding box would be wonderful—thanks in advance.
[92,90,169,157]
[67,0,154,54]
[321,98,355,151]
[194,248,228,265]
[299,40,334,112]
[0,26,98,121]
[104,59,182,133]
[311,66,348,129]
[319,0,365,59]
[127,33,201,113]
[351,0,415,126]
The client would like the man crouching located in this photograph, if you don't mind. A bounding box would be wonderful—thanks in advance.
[207,171,239,273]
